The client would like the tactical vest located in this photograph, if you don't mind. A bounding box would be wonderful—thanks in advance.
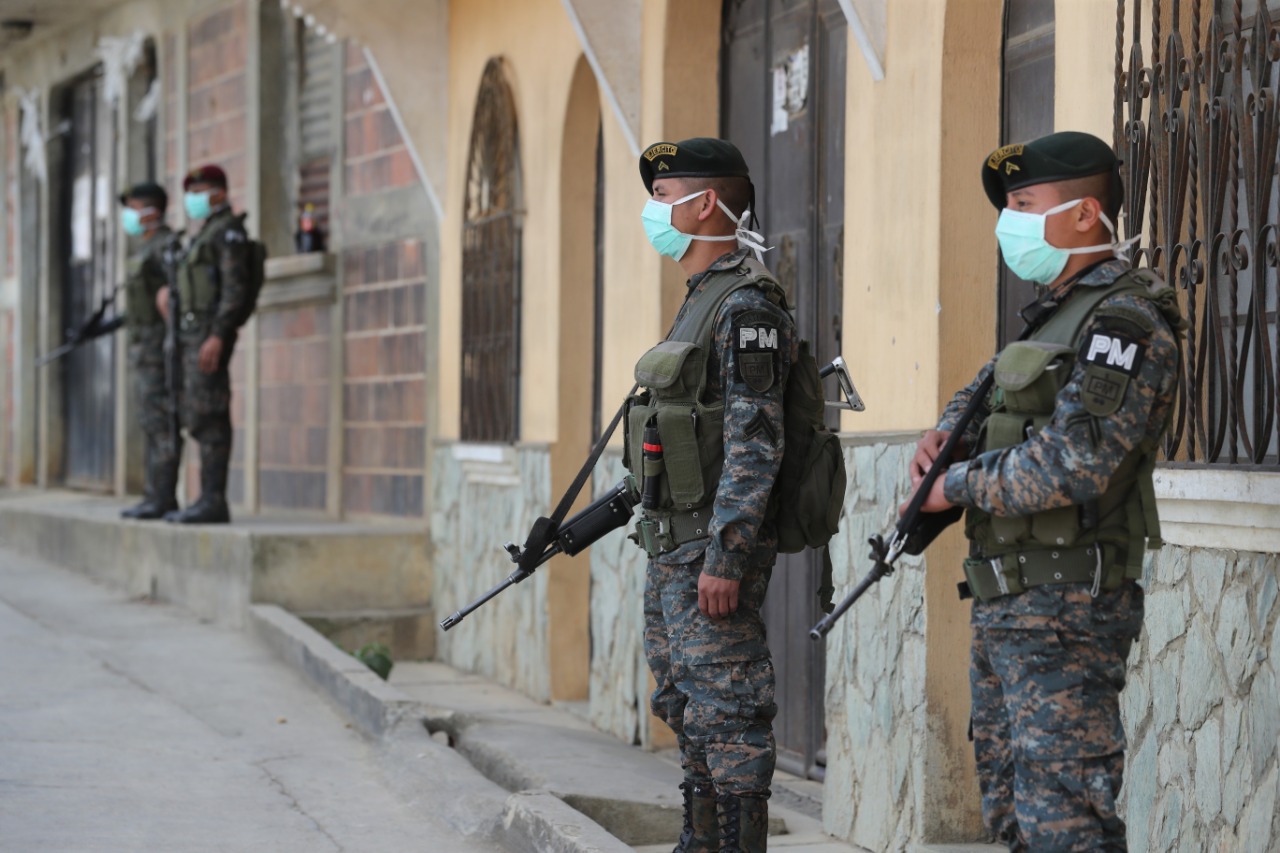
[962,268,1182,602]
[178,210,243,318]
[124,229,171,337]
[625,259,788,557]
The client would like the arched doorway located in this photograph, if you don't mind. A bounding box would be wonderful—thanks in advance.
[721,0,848,781]
[460,59,522,443]
[549,56,604,703]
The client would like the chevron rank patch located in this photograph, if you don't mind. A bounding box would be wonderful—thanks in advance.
[743,409,779,446]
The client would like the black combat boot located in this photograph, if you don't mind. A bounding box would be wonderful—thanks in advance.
[166,491,230,524]
[717,792,769,853]
[167,449,230,524]
[672,780,717,853]
[122,443,180,520]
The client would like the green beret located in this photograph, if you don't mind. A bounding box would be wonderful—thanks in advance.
[982,131,1121,210]
[639,137,751,194]
[118,181,168,209]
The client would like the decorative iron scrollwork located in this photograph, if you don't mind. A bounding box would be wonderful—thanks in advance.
[1116,0,1279,466]
[461,60,522,443]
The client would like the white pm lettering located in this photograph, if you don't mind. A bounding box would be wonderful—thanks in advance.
[1087,334,1139,371]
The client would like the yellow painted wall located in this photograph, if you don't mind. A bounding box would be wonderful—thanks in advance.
[439,0,662,444]
[837,0,1003,841]
[840,0,948,434]
[1055,0,1122,145]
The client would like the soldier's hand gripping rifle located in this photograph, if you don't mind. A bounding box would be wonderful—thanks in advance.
[35,285,125,367]
[808,296,1065,640]
[807,388,981,640]
[161,236,185,450]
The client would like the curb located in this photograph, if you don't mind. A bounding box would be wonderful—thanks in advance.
[249,604,630,853]
[249,603,419,736]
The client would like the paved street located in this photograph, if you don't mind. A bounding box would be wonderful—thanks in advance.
[0,545,501,853]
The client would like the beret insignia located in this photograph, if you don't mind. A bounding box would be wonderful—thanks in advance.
[643,143,679,161]
[986,144,1024,171]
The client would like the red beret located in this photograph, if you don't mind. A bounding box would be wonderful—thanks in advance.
[183,164,227,190]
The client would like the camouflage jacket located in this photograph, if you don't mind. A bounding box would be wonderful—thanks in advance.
[937,259,1180,626]
[123,225,175,342]
[179,205,251,341]
[657,248,797,581]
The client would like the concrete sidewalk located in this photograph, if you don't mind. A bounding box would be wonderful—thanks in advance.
[0,545,504,852]
[255,598,1001,853]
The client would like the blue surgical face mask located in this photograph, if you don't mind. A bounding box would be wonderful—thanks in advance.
[641,190,738,260]
[120,207,149,237]
[184,191,213,221]
[995,198,1120,284]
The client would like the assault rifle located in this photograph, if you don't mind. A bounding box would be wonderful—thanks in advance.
[440,356,865,632]
[161,236,185,449]
[36,286,124,367]
[809,295,1066,640]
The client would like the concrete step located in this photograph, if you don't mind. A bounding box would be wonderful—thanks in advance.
[0,490,431,639]
[299,606,436,660]
[394,661,793,848]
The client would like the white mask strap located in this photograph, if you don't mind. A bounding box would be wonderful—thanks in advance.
[1049,198,1138,261]
[666,191,774,261]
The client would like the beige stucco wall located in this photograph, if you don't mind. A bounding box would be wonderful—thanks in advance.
[436,0,661,444]
[1055,0,1122,145]
[840,0,947,435]
[830,0,1003,843]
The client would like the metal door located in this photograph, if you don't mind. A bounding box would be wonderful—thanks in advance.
[57,72,117,490]
[998,0,1055,345]
[722,0,847,781]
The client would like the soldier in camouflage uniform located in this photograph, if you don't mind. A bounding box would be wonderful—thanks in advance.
[629,138,793,853]
[157,164,253,525]
[118,182,181,520]
[907,132,1183,852]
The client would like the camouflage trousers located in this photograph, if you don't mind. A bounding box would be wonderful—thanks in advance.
[970,583,1143,852]
[179,329,236,496]
[129,330,180,499]
[643,541,777,797]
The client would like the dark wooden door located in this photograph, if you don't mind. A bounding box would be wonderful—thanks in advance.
[998,0,1055,345]
[58,72,118,490]
[722,0,846,781]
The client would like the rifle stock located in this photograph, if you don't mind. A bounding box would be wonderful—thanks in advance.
[35,286,122,368]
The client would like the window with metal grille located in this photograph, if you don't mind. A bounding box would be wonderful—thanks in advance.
[1116,0,1280,467]
[460,60,522,443]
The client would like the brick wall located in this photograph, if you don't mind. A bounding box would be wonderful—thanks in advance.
[340,44,426,518]
[343,44,416,196]
[257,305,330,511]
[186,3,248,199]
[3,105,15,485]
[342,242,426,517]
[162,32,180,212]
[185,1,250,504]
[3,104,14,281]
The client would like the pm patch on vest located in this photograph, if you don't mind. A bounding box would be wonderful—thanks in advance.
[1080,330,1145,416]
[734,310,779,392]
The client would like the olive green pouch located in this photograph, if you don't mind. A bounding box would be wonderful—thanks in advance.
[632,341,708,506]
[994,341,1076,414]
[634,340,703,397]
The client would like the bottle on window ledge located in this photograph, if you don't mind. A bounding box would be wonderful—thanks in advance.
[294,203,326,254]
